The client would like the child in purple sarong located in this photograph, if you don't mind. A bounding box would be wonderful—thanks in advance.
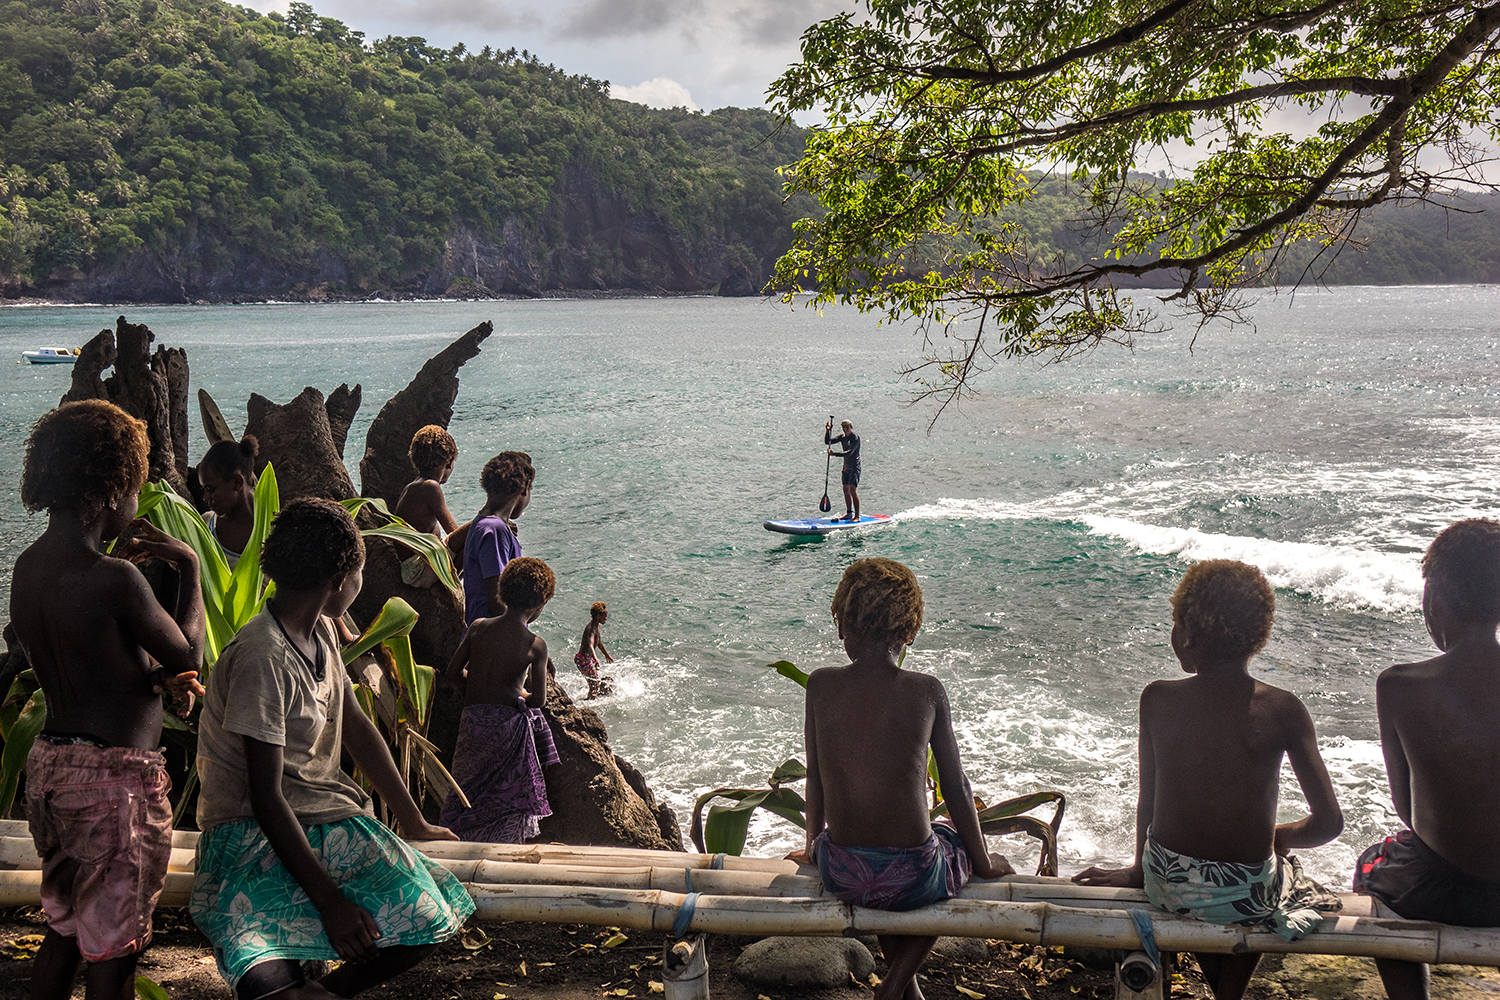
[793,558,1013,1000]
[441,557,560,842]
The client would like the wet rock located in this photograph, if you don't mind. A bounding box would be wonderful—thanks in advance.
[359,322,492,506]
[244,387,356,502]
[537,680,685,850]
[731,937,874,989]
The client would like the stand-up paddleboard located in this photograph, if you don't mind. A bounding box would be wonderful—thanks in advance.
[764,514,896,536]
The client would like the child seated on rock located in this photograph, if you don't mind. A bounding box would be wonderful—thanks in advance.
[575,600,616,699]
[12,399,206,1000]
[454,451,534,625]
[1074,559,1343,1000]
[796,557,1012,1000]
[198,434,259,568]
[440,556,561,843]
[395,425,460,589]
[191,498,473,1000]
[1353,519,1500,1000]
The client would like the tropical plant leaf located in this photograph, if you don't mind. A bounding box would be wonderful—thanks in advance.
[342,598,419,664]
[137,482,235,664]
[223,463,278,629]
[135,975,171,1000]
[341,497,460,592]
[768,758,807,786]
[341,599,435,725]
[702,789,772,855]
[0,689,45,816]
[768,660,810,688]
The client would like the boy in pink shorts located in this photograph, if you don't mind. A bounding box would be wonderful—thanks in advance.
[575,601,615,699]
[10,401,206,1000]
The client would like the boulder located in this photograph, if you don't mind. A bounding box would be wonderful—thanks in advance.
[62,316,191,495]
[359,322,492,505]
[325,384,362,460]
[930,936,991,964]
[537,679,685,850]
[731,937,875,989]
[244,387,357,502]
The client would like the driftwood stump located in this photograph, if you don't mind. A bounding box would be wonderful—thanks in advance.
[61,316,191,495]
[244,387,356,502]
[325,384,362,460]
[359,321,493,504]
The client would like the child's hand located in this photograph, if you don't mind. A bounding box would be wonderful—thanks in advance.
[1072,863,1144,888]
[974,852,1015,879]
[319,894,382,961]
[404,819,460,842]
[153,668,205,717]
[118,518,199,568]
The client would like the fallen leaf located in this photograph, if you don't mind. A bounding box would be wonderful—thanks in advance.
[759,995,773,1000]
[603,933,629,949]
[956,987,985,1000]
[538,962,557,968]
[492,994,507,999]
[649,983,664,994]
[518,963,527,977]
[611,990,630,996]
[459,927,492,951]
[868,975,882,988]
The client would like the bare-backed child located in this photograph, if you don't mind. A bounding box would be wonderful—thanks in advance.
[797,558,1013,1000]
[1074,560,1343,1000]
[11,400,206,1000]
[395,425,459,538]
[575,601,615,699]
[440,557,561,842]
[1353,519,1500,1000]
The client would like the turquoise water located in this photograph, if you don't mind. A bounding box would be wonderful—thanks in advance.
[3,288,1498,884]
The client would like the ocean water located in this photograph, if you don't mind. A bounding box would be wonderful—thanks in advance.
[2,287,1497,886]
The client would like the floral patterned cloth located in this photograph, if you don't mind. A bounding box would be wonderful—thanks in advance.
[1145,832,1340,941]
[440,699,560,843]
[189,816,475,989]
[813,821,972,912]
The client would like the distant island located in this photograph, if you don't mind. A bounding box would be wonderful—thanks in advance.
[1,0,1496,304]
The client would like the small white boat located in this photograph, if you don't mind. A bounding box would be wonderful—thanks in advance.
[22,348,80,364]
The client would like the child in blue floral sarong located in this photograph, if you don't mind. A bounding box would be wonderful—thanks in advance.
[1074,560,1344,1000]
[191,499,474,1000]
[792,558,1013,1000]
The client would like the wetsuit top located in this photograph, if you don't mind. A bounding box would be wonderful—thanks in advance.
[826,429,861,471]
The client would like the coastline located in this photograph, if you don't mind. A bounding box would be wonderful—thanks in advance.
[0,288,770,309]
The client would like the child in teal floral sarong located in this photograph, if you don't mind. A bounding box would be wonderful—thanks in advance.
[1074,560,1343,1000]
[191,499,474,1000]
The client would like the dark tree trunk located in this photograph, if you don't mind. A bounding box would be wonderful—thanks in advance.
[244,387,357,502]
[325,383,362,460]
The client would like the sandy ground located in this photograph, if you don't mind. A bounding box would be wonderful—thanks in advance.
[3,909,1500,1000]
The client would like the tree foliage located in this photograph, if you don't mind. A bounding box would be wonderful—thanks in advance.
[769,1,1500,412]
[0,0,814,293]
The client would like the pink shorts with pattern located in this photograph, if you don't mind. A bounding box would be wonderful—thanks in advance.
[26,740,173,961]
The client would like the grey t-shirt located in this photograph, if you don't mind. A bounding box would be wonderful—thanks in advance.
[196,610,372,830]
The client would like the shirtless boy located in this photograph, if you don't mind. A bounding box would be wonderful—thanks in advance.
[797,557,1012,1000]
[10,400,206,1000]
[575,601,615,699]
[395,425,459,538]
[1354,519,1500,1000]
[440,557,561,842]
[1075,560,1343,1000]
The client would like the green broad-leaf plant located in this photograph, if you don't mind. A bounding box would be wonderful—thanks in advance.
[690,660,1066,875]
[0,465,464,822]
[769,1,1500,421]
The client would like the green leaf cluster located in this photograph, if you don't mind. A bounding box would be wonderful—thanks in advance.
[0,0,814,291]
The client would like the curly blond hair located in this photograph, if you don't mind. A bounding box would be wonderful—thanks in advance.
[409,425,458,476]
[22,400,149,524]
[831,557,924,648]
[1170,560,1275,659]
[1422,518,1500,623]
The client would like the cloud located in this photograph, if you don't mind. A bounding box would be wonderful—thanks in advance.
[731,0,850,47]
[557,0,697,40]
[610,77,699,110]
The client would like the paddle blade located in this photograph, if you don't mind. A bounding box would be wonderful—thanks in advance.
[819,493,831,512]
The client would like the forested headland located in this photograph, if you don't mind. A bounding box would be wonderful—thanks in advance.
[0,0,1496,303]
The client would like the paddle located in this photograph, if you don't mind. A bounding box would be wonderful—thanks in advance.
[819,415,834,513]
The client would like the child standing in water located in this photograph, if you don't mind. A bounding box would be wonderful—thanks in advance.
[575,601,615,699]
[797,557,1012,1000]
[1074,560,1344,1000]
[395,425,459,538]
[12,400,206,1000]
[198,434,259,568]
[1353,519,1500,1000]
[441,557,562,842]
[191,499,473,1000]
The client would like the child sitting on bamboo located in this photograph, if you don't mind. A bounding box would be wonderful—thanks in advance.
[1353,519,1500,1000]
[794,557,1013,1000]
[440,556,561,843]
[191,498,474,1000]
[13,400,206,1000]
[1074,559,1344,1000]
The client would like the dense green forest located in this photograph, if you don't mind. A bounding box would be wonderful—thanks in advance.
[0,0,1496,301]
[0,0,815,299]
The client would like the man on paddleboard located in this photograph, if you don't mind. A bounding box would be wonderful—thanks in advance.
[826,419,862,522]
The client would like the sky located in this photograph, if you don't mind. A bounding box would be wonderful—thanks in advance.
[241,0,855,112]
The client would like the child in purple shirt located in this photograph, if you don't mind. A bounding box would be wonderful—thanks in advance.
[461,452,534,624]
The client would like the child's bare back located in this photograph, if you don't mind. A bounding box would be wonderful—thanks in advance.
[451,615,547,708]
